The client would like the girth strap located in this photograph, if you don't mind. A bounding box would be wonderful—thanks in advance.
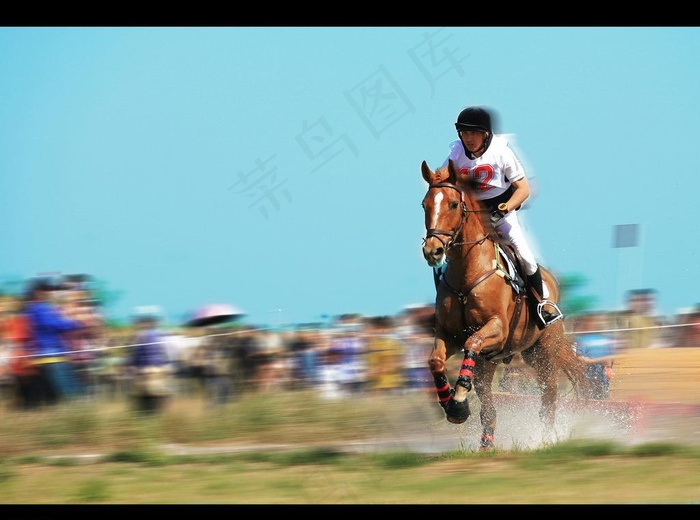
[441,267,498,305]
[504,294,524,353]
[440,267,499,339]
[440,266,525,356]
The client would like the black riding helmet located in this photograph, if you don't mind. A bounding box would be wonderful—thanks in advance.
[455,106,493,159]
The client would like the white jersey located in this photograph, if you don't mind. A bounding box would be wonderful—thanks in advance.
[442,134,526,201]
[441,133,538,275]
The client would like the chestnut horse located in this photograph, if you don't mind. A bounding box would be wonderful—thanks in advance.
[420,159,588,449]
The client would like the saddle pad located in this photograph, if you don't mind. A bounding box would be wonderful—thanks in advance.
[496,244,550,298]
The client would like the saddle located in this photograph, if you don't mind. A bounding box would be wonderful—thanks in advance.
[492,241,526,295]
[496,240,564,334]
[494,241,555,300]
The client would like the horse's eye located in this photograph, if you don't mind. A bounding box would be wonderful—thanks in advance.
[450,201,459,210]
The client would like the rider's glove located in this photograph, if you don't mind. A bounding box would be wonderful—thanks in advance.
[489,210,503,226]
[489,203,508,225]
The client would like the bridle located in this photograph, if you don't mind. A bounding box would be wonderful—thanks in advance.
[423,182,490,251]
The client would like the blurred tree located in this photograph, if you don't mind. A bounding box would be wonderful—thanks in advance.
[559,273,597,317]
[0,275,26,297]
[85,277,126,327]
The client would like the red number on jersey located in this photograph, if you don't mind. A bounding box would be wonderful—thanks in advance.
[461,164,494,192]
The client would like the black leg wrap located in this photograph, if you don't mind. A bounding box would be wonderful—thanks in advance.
[455,374,473,393]
[455,349,476,392]
[433,373,452,410]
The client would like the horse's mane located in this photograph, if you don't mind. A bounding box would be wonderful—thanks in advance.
[457,174,481,194]
[454,176,490,235]
[436,163,485,208]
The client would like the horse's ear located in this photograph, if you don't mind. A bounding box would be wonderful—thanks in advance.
[421,160,436,184]
[446,159,459,183]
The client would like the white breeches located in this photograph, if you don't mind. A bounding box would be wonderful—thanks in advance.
[493,211,538,275]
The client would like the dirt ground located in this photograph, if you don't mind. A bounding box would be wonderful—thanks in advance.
[610,347,700,404]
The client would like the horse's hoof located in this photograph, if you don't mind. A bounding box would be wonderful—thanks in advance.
[444,397,470,424]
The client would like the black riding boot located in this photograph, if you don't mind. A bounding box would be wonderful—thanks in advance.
[529,266,563,329]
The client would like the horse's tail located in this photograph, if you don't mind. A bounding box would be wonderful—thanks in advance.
[557,331,592,399]
[536,269,591,396]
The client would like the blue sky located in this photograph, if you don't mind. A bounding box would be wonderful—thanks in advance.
[2,27,699,326]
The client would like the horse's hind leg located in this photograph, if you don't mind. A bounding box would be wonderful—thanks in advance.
[473,359,498,450]
[538,370,558,436]
[523,342,558,442]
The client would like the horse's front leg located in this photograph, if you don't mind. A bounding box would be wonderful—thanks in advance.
[453,316,507,403]
[428,336,453,410]
[433,317,507,425]
[428,336,472,423]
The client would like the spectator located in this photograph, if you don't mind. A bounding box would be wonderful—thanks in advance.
[24,277,87,404]
[58,279,105,398]
[396,310,433,392]
[127,306,172,415]
[672,305,700,348]
[575,312,617,400]
[363,316,405,395]
[228,325,262,395]
[1,294,41,408]
[328,317,367,395]
[286,326,320,390]
[200,331,236,406]
[186,330,210,396]
[160,327,190,392]
[253,328,287,393]
[317,344,346,400]
[617,289,665,349]
[94,342,127,400]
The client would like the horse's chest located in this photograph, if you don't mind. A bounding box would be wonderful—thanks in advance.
[436,296,481,334]
[436,288,493,319]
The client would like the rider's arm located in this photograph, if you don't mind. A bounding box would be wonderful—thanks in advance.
[499,177,530,214]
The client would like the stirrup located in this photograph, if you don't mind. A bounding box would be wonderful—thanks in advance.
[537,300,564,327]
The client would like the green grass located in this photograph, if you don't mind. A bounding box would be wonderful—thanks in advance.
[1,390,700,503]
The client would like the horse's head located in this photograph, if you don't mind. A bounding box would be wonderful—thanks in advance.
[421,160,485,268]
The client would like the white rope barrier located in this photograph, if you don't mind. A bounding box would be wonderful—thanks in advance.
[1,326,263,362]
[569,322,693,335]
[0,321,697,363]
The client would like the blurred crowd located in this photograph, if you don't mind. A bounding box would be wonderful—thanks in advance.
[1,275,699,411]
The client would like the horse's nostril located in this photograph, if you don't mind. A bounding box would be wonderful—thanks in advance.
[434,248,444,258]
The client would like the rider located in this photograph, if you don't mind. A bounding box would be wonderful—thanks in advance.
[441,105,563,329]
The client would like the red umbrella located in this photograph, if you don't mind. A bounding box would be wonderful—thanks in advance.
[185,303,246,327]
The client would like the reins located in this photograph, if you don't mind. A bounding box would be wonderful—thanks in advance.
[451,233,490,248]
